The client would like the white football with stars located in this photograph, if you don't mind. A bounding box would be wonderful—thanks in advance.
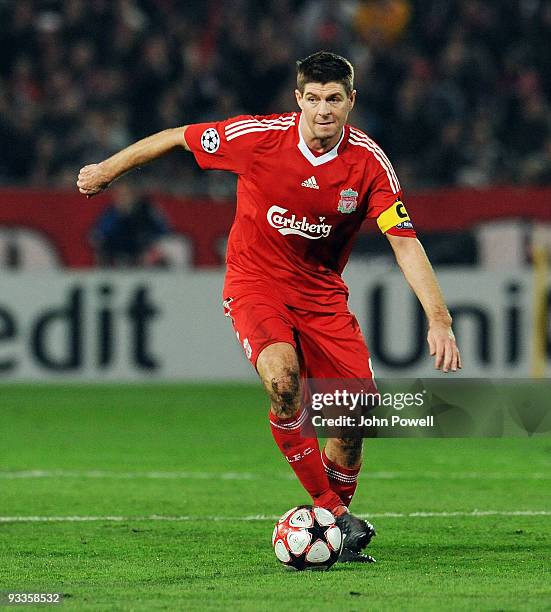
[272,505,343,570]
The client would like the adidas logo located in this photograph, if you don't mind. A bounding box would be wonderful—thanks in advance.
[301,176,319,189]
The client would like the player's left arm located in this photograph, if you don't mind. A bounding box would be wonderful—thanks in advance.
[386,234,462,373]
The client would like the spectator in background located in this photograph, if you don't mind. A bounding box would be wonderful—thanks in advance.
[520,137,551,185]
[354,0,411,45]
[90,182,169,267]
[1,0,551,190]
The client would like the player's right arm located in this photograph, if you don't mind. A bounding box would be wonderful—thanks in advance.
[77,114,261,196]
[77,127,191,196]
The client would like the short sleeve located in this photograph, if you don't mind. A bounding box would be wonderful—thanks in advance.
[184,115,258,175]
[366,165,416,237]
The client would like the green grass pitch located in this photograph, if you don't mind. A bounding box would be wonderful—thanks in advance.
[1,384,550,611]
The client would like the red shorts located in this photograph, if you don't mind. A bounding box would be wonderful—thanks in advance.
[223,292,374,379]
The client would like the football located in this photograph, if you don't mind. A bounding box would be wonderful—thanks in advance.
[272,505,343,571]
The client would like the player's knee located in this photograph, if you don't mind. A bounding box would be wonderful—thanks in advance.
[268,368,300,418]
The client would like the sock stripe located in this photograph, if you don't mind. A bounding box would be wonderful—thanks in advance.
[324,467,358,484]
[321,457,359,483]
[270,408,309,431]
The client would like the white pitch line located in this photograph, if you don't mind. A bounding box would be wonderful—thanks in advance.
[0,470,550,481]
[0,470,260,481]
[0,511,549,524]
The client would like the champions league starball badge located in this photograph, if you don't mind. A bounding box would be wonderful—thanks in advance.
[201,127,220,153]
[337,188,358,214]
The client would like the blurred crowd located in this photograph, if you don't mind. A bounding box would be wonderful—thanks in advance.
[1,0,551,194]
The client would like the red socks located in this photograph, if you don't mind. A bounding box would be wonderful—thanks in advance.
[269,408,343,513]
[321,448,361,507]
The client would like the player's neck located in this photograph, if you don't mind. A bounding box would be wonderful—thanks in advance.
[299,115,343,154]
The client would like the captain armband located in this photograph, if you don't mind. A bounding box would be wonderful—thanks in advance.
[376,199,414,233]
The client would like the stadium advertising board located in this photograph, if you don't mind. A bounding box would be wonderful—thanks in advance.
[0,188,550,268]
[0,267,546,381]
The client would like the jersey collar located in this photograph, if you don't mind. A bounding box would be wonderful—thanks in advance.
[297,114,345,167]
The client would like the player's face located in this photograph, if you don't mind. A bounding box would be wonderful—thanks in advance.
[295,82,356,146]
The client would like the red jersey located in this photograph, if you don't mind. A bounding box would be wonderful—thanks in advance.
[185,112,416,312]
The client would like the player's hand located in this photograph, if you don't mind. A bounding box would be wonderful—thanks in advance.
[427,322,462,373]
[77,163,111,197]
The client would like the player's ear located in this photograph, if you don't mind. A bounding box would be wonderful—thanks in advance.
[348,90,356,111]
[295,89,304,110]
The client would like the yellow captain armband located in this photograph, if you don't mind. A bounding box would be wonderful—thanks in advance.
[376,199,411,233]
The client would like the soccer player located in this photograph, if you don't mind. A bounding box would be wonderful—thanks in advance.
[77,51,461,563]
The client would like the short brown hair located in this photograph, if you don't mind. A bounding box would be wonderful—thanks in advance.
[296,51,354,95]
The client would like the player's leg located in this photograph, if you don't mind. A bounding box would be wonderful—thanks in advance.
[323,436,376,563]
[256,342,345,514]
[224,294,344,515]
[289,308,377,561]
[292,308,374,508]
[323,436,363,507]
